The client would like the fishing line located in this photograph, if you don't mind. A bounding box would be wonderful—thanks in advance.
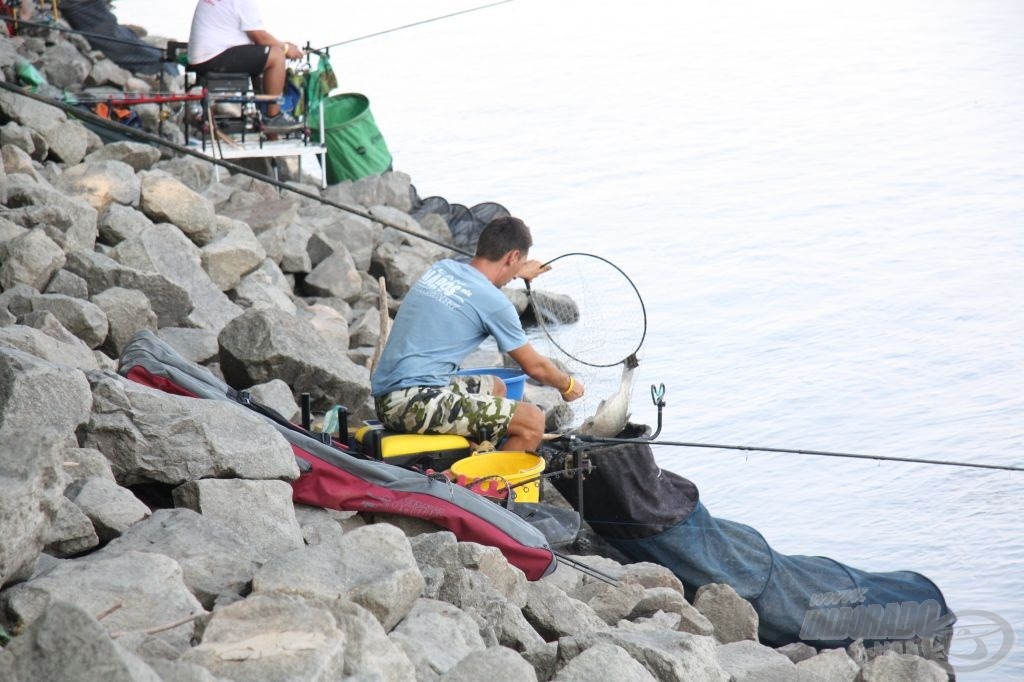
[524,252,647,368]
[315,0,514,52]
[572,434,1024,473]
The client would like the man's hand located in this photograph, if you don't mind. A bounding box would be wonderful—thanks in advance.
[517,259,551,283]
[284,42,304,60]
[561,375,585,402]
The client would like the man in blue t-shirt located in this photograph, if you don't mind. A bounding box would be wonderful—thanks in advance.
[371,217,585,451]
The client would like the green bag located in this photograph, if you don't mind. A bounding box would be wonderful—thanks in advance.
[309,92,393,185]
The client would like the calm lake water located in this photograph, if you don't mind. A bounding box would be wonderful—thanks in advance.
[117,1,1023,677]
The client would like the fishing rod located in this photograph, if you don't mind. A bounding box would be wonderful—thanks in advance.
[0,80,473,258]
[315,0,513,51]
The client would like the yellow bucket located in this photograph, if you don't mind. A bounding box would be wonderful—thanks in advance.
[450,451,545,503]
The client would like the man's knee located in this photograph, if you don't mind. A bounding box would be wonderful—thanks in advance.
[508,403,544,442]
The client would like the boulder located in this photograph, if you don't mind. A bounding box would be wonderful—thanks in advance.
[138,170,218,245]
[553,642,656,682]
[172,479,304,563]
[0,430,65,587]
[179,593,345,681]
[60,447,116,487]
[85,140,162,172]
[67,477,151,542]
[305,303,350,348]
[372,240,437,299]
[252,523,424,631]
[390,598,487,680]
[0,346,92,438]
[218,306,370,411]
[200,218,266,291]
[42,496,100,558]
[574,580,645,626]
[97,508,261,609]
[313,597,416,681]
[41,41,91,90]
[53,160,140,212]
[154,155,217,192]
[0,89,88,164]
[63,249,193,327]
[859,651,948,682]
[794,647,860,681]
[155,326,220,365]
[559,627,728,682]
[218,189,299,234]
[694,582,759,643]
[0,550,205,656]
[29,293,109,349]
[0,322,100,371]
[0,228,65,291]
[3,175,99,250]
[441,646,538,682]
[44,268,89,299]
[85,58,134,88]
[1,123,44,159]
[523,580,608,641]
[716,640,797,681]
[302,249,362,300]
[109,223,243,332]
[82,371,299,485]
[0,600,161,682]
[776,641,818,664]
[279,222,313,273]
[91,286,157,356]
[231,265,298,315]
[97,203,155,246]
[246,378,300,421]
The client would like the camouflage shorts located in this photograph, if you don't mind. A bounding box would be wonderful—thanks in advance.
[374,375,516,443]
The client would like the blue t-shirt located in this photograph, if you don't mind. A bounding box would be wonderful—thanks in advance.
[371,260,528,396]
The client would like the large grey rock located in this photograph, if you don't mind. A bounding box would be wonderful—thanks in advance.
[390,598,487,681]
[293,504,363,546]
[0,600,162,682]
[42,41,91,90]
[0,346,91,438]
[97,508,261,609]
[63,249,193,327]
[253,523,424,631]
[0,89,89,164]
[97,203,155,245]
[86,58,133,88]
[859,651,948,682]
[85,140,161,172]
[317,597,416,681]
[373,240,438,299]
[305,303,350,349]
[3,175,99,251]
[776,641,818,663]
[279,222,313,273]
[523,580,608,641]
[628,587,715,636]
[0,228,65,292]
[54,160,140,213]
[247,378,300,421]
[441,646,537,682]
[44,268,89,299]
[1,123,45,159]
[110,223,243,332]
[716,640,797,681]
[694,582,759,644]
[91,286,157,356]
[29,293,109,349]
[82,371,299,485]
[0,550,205,656]
[333,172,413,213]
[218,306,370,411]
[230,264,298,315]
[0,430,65,587]
[172,479,304,563]
[60,447,116,487]
[301,206,376,271]
[303,249,362,300]
[139,170,218,245]
[558,627,728,682]
[179,593,345,681]
[795,647,860,681]
[0,322,99,371]
[154,156,217,192]
[200,218,266,291]
[42,496,100,557]
[219,189,299,234]
[155,326,220,364]
[67,476,150,542]
[348,305,383,349]
[620,562,687,593]
[553,642,656,682]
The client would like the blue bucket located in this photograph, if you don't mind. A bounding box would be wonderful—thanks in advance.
[455,367,527,400]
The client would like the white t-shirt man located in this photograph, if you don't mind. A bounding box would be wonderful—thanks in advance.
[188,0,267,65]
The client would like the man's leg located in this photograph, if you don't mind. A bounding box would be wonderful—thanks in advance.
[502,402,544,452]
[261,47,286,117]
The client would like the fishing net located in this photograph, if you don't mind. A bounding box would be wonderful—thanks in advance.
[408,185,510,259]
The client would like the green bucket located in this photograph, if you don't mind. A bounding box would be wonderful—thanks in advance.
[310,93,392,185]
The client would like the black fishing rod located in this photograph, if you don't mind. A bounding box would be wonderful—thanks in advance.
[315,0,513,51]
[574,434,1024,473]
[0,80,473,258]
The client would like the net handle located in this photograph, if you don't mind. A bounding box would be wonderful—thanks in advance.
[525,252,647,368]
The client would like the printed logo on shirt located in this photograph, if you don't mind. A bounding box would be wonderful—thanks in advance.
[417,268,473,311]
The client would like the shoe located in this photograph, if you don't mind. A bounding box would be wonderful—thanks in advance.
[262,112,302,133]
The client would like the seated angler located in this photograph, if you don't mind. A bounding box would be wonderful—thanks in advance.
[371,217,586,452]
[187,0,304,131]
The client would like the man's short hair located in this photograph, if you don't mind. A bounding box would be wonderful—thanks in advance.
[475,216,533,261]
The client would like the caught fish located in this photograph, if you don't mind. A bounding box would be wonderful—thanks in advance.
[576,354,639,438]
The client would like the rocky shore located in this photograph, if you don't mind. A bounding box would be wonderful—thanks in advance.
[0,20,950,682]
